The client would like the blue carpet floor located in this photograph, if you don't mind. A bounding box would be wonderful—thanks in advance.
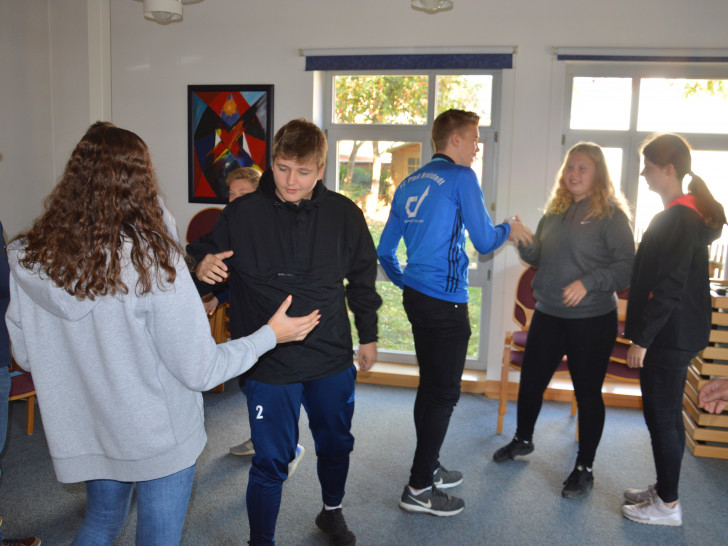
[1,381,726,544]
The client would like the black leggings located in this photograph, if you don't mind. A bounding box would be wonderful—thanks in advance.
[640,347,694,503]
[516,309,617,467]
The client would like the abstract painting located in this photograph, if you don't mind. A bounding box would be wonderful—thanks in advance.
[188,84,273,203]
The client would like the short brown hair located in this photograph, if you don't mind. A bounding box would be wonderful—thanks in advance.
[431,109,480,151]
[226,166,261,189]
[272,118,327,168]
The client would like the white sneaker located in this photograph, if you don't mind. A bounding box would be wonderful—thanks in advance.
[229,438,255,456]
[622,495,682,526]
[623,483,657,504]
[288,444,305,477]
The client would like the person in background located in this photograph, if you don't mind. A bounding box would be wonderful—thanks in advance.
[377,109,533,517]
[493,142,634,499]
[0,220,40,546]
[698,377,728,414]
[622,133,725,527]
[188,118,381,546]
[201,167,261,316]
[5,122,319,545]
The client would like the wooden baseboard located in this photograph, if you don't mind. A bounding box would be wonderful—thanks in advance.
[357,362,642,408]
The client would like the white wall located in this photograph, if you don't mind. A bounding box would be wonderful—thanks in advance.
[0,1,54,236]
[5,0,728,377]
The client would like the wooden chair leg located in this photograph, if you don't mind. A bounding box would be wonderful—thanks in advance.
[497,334,512,435]
[26,395,35,435]
[571,394,578,441]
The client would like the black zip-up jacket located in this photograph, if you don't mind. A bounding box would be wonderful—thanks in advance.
[625,201,721,352]
[187,170,381,384]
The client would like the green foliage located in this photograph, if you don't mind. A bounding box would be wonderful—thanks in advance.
[683,80,728,99]
[335,75,428,124]
[348,283,482,357]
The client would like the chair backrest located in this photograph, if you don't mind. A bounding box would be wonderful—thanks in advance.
[513,267,538,330]
[186,207,223,244]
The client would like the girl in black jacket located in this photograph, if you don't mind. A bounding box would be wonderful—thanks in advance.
[622,133,725,526]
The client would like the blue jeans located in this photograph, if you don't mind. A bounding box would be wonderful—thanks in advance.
[0,364,10,542]
[0,364,10,457]
[72,464,195,546]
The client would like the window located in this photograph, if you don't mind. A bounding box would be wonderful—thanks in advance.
[563,63,728,250]
[320,69,504,364]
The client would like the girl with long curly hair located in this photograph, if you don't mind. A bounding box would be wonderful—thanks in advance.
[493,142,635,499]
[5,122,319,545]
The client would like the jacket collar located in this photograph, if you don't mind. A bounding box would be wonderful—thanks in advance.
[259,168,328,209]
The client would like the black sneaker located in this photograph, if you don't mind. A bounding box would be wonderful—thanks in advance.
[493,435,534,462]
[561,465,594,498]
[433,465,463,489]
[398,486,465,516]
[315,507,356,546]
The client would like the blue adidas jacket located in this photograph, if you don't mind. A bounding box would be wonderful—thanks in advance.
[377,154,510,303]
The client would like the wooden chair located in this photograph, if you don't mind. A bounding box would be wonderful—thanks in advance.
[497,269,640,435]
[186,207,223,244]
[188,209,229,393]
[8,359,36,435]
[709,241,726,279]
[497,267,576,434]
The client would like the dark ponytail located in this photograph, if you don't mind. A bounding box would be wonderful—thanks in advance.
[687,172,726,229]
[642,133,726,229]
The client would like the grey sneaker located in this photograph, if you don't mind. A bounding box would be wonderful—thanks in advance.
[288,444,305,477]
[399,486,465,516]
[561,465,594,498]
[433,465,463,489]
[229,438,255,456]
[622,495,682,526]
[493,436,534,462]
[623,484,657,505]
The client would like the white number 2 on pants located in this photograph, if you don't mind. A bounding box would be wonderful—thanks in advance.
[255,405,264,420]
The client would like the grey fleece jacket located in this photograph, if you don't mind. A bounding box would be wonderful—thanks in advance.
[518,199,635,319]
[5,242,275,483]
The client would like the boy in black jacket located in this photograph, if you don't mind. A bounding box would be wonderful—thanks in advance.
[188,118,381,546]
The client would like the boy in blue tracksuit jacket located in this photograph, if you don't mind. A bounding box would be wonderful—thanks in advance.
[378,109,532,516]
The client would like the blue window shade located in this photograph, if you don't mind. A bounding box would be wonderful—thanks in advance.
[305,53,512,71]
[557,54,728,63]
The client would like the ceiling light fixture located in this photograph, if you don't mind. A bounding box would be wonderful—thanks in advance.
[143,0,203,24]
[411,0,454,14]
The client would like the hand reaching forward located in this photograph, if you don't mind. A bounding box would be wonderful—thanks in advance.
[195,250,233,284]
[506,215,534,247]
[267,295,320,343]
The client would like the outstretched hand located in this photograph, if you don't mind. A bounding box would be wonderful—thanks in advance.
[267,295,320,344]
[195,250,233,285]
[506,215,534,247]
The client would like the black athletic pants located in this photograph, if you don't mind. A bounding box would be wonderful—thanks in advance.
[403,286,471,490]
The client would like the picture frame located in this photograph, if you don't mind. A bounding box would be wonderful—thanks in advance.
[188,84,274,204]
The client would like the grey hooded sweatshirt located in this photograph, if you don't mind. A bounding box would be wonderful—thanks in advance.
[5,242,275,483]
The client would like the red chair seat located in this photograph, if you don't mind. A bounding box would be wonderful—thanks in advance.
[507,347,569,373]
[9,370,34,397]
[186,208,222,243]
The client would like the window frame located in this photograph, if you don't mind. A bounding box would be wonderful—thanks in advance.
[319,68,504,367]
[563,62,728,215]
